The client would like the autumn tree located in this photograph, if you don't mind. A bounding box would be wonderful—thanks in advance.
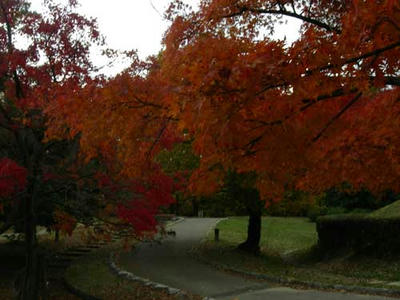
[0,0,107,298]
[160,0,400,252]
[45,52,183,234]
[40,0,400,256]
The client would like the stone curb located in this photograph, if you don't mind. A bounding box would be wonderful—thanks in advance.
[108,252,214,300]
[165,216,186,229]
[193,253,400,299]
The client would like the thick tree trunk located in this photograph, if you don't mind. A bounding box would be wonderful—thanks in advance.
[235,182,264,255]
[238,212,261,254]
[3,9,45,298]
[19,185,39,300]
[18,248,47,300]
[18,172,46,300]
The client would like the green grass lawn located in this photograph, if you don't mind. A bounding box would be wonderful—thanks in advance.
[65,250,169,300]
[196,216,400,291]
[369,200,400,218]
[215,216,317,256]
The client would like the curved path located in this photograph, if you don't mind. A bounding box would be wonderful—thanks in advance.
[119,218,392,300]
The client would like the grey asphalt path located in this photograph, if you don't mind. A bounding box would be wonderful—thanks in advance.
[119,218,393,300]
[220,287,395,300]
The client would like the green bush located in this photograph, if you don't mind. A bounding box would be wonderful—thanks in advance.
[324,206,348,215]
[305,184,395,222]
[307,205,325,222]
[317,214,400,256]
[322,185,397,210]
[307,206,371,222]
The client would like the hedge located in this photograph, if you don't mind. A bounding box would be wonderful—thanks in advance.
[316,214,400,256]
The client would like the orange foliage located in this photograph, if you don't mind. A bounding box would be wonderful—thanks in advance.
[45,0,400,209]
[45,69,177,181]
[161,0,400,202]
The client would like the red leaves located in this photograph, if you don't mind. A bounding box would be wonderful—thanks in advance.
[143,173,176,206]
[0,158,27,198]
[116,172,176,235]
[1,0,104,112]
[95,167,177,235]
[117,204,158,234]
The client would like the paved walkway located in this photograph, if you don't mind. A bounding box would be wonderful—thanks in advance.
[119,218,393,300]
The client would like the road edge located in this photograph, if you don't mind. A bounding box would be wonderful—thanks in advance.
[192,248,400,299]
[108,252,214,300]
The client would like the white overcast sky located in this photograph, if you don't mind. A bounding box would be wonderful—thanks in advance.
[28,0,301,76]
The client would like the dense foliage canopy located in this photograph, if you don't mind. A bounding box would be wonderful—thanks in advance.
[1,1,400,294]
[2,0,400,240]
[160,0,400,203]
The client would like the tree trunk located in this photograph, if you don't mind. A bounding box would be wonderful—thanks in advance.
[192,197,199,217]
[236,182,264,255]
[18,172,47,300]
[238,212,261,254]
[19,190,39,300]
[4,9,45,298]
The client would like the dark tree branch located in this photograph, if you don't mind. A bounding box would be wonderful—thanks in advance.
[309,41,400,75]
[385,76,400,86]
[255,44,400,98]
[255,82,288,96]
[300,88,357,111]
[245,72,398,146]
[312,92,362,142]
[145,118,170,161]
[222,6,340,33]
[246,88,352,131]
[133,95,163,109]
[290,0,297,15]
[245,134,264,149]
